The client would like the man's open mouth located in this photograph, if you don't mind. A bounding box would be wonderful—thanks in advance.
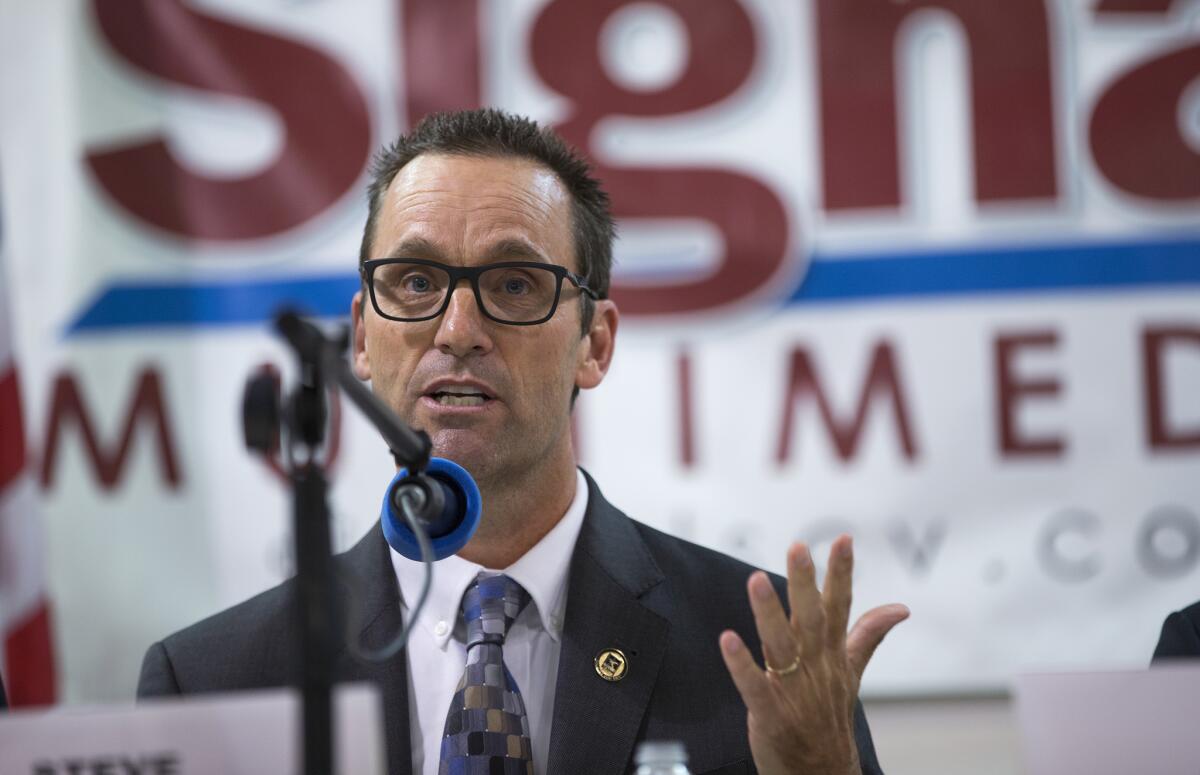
[429,389,493,407]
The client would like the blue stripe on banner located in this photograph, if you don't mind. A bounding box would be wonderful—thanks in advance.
[65,235,1200,335]
[791,234,1200,303]
[67,274,362,334]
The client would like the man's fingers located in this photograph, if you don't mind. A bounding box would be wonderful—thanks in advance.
[786,543,823,655]
[846,603,910,678]
[747,571,799,671]
[822,535,854,651]
[719,630,771,711]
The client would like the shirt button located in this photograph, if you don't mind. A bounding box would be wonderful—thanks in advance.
[434,621,449,637]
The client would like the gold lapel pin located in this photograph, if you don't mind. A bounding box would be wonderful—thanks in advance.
[594,648,628,681]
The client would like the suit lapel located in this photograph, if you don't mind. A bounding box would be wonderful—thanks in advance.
[331,524,413,775]
[547,472,671,774]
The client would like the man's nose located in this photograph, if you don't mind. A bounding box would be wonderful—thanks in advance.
[433,284,494,357]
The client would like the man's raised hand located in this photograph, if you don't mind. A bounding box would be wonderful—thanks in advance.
[719,535,909,775]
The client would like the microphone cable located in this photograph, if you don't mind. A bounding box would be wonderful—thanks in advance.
[339,489,436,665]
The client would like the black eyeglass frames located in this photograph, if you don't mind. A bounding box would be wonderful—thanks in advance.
[360,258,599,326]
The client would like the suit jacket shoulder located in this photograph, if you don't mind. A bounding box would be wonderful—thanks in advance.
[136,524,414,775]
[1153,600,1200,662]
[138,574,302,696]
[138,521,405,698]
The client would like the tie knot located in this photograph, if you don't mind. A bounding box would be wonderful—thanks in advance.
[461,572,529,648]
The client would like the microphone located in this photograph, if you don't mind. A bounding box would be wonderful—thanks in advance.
[381,457,481,561]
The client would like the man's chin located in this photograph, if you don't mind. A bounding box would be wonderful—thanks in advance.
[426,428,498,477]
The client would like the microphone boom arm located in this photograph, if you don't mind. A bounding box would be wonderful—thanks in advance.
[275,310,432,472]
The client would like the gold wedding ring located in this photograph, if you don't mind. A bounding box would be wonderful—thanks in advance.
[765,655,802,677]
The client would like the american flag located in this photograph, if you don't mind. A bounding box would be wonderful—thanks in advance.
[0,171,56,707]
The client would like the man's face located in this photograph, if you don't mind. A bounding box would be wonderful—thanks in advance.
[351,153,613,487]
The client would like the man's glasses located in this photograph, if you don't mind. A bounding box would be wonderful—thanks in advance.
[361,258,599,326]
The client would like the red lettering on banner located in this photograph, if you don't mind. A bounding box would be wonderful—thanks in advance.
[3,603,56,706]
[40,368,182,490]
[401,0,483,122]
[815,0,1057,210]
[85,0,371,241]
[776,341,918,464]
[0,368,27,491]
[1142,326,1200,450]
[678,349,695,468]
[1089,33,1200,200]
[529,0,790,315]
[994,331,1065,458]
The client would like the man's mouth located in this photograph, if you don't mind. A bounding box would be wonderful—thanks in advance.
[426,386,494,407]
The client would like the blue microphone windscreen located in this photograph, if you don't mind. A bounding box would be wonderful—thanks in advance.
[381,457,481,562]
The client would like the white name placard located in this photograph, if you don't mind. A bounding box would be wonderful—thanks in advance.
[0,684,384,774]
[1016,665,1200,775]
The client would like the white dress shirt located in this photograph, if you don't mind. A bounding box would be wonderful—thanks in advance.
[390,468,589,775]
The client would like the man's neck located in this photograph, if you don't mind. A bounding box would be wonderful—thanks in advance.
[456,456,578,569]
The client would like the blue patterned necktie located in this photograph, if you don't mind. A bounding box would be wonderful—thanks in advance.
[439,572,534,775]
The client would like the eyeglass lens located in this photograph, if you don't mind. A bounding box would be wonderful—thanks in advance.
[372,262,562,323]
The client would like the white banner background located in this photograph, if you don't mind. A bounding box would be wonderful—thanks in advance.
[1,0,1198,702]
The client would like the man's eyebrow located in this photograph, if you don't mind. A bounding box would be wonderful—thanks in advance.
[383,236,442,258]
[483,239,551,263]
[381,236,552,263]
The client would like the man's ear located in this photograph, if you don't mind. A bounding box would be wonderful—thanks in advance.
[575,300,618,391]
[351,291,371,380]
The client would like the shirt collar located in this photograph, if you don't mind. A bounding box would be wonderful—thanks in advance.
[391,468,589,647]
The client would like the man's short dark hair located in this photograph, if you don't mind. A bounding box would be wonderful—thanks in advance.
[359,108,614,333]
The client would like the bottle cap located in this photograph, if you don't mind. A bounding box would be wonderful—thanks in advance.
[634,740,688,766]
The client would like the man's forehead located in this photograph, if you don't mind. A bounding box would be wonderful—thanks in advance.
[384,152,566,207]
[372,153,575,261]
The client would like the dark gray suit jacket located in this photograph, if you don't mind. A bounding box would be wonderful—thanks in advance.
[1152,600,1200,661]
[139,472,884,774]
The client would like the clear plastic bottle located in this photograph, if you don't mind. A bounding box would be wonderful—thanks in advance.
[634,740,691,775]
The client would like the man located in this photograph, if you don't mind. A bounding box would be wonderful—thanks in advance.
[139,109,909,775]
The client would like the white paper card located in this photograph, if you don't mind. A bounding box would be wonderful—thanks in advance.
[0,683,384,774]
[1015,664,1200,775]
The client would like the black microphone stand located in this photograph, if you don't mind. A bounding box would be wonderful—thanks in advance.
[242,310,435,775]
